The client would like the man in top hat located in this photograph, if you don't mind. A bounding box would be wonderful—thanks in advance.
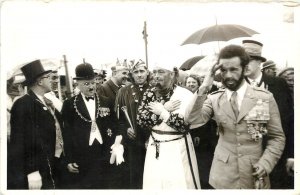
[262,60,277,77]
[8,60,57,189]
[61,63,117,189]
[136,61,200,189]
[185,45,285,189]
[242,40,293,189]
[114,59,151,189]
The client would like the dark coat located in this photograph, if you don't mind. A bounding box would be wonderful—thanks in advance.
[61,93,116,188]
[261,74,294,189]
[8,90,56,189]
[97,79,120,106]
[114,83,150,189]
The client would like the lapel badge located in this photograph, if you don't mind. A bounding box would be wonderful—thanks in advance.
[43,106,48,110]
[99,107,110,117]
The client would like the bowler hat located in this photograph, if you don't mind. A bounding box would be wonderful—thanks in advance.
[73,63,95,80]
[242,40,266,62]
[21,59,52,85]
[262,60,276,70]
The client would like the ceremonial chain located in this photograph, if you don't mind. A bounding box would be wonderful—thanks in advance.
[73,93,101,122]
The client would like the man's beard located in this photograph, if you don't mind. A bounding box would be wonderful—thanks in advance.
[222,74,244,91]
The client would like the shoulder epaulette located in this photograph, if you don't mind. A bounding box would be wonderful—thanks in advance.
[210,88,225,95]
[252,86,271,94]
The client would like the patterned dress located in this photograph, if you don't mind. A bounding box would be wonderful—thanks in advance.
[137,85,200,189]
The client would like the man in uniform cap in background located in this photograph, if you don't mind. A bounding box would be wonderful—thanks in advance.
[8,60,56,189]
[97,60,129,106]
[114,59,150,189]
[261,60,277,77]
[242,40,293,189]
[185,44,285,189]
[61,63,116,189]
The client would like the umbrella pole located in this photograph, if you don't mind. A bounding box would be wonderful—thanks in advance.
[143,21,149,68]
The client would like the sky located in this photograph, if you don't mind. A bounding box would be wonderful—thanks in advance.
[1,0,300,77]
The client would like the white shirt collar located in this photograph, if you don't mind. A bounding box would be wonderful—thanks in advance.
[226,80,248,110]
[248,72,262,84]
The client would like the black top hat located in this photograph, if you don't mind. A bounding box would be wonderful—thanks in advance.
[242,40,266,62]
[21,59,52,85]
[73,63,95,80]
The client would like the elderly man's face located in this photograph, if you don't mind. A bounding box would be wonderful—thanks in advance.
[113,69,129,86]
[152,68,174,90]
[219,57,244,91]
[244,59,261,78]
[132,66,148,85]
[281,70,294,92]
[76,79,96,97]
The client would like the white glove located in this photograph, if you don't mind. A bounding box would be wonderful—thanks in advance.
[110,135,124,165]
[27,171,42,190]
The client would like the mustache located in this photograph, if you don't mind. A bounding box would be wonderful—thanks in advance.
[88,88,94,92]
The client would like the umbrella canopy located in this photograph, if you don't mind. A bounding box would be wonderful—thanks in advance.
[181,24,259,45]
[180,56,205,70]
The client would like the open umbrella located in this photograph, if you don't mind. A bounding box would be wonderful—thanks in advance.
[180,56,205,70]
[181,24,259,46]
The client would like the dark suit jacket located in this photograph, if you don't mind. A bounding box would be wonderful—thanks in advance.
[261,74,294,158]
[61,93,116,169]
[8,90,56,189]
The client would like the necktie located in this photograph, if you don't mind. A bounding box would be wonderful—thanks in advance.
[230,91,239,119]
[85,96,94,101]
[251,80,258,87]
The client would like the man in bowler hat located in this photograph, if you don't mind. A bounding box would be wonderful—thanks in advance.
[8,60,56,189]
[61,63,117,189]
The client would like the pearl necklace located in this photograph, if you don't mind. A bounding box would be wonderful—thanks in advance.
[73,93,101,122]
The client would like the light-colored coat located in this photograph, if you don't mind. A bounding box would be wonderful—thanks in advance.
[185,85,285,189]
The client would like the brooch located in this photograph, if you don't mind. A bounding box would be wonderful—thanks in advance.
[244,99,270,141]
[107,128,112,137]
[99,107,110,117]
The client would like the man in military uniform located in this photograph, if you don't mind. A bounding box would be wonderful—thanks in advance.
[114,60,150,189]
[185,45,285,189]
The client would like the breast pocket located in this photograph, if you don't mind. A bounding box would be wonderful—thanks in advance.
[215,150,230,164]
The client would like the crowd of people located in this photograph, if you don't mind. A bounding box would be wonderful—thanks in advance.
[6,39,294,190]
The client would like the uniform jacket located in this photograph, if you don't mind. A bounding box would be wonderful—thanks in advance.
[186,85,285,189]
[61,93,116,167]
[8,90,56,189]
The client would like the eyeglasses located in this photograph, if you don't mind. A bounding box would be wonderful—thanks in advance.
[83,81,95,86]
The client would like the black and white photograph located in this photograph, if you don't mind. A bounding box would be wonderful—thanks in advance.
[1,0,299,194]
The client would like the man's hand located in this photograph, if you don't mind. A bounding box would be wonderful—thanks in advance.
[110,135,124,165]
[67,163,79,173]
[252,164,267,178]
[201,62,222,88]
[286,158,294,176]
[127,127,136,140]
[27,171,42,190]
[148,102,165,115]
[164,100,181,112]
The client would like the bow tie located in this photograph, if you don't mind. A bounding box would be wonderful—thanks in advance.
[85,96,94,101]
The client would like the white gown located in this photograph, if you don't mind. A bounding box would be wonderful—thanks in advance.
[143,86,201,189]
